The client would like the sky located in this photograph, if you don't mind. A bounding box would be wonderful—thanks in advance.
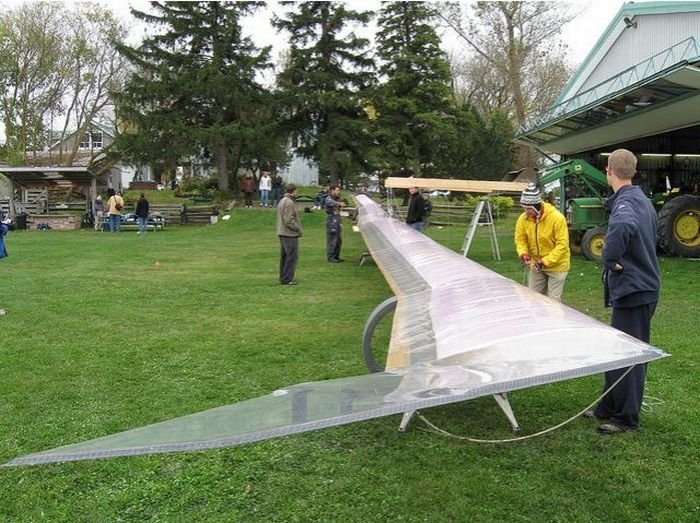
[0,0,628,141]
[0,0,628,68]
[108,0,627,66]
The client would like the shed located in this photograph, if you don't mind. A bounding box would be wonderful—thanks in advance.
[0,167,101,229]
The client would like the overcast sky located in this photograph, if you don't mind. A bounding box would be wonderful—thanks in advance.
[108,0,626,66]
[0,0,628,67]
[0,0,628,141]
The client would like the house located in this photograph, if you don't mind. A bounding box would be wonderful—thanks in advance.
[44,121,153,191]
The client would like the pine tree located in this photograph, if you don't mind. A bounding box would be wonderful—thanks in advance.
[113,1,270,190]
[372,1,455,177]
[274,1,374,185]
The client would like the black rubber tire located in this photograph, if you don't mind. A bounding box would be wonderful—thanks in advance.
[362,296,397,373]
[581,226,607,262]
[657,194,700,258]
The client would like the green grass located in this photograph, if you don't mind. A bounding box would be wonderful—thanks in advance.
[1,207,699,522]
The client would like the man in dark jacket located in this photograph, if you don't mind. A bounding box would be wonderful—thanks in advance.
[591,148,661,434]
[135,193,150,234]
[325,185,345,262]
[406,186,427,232]
[271,173,284,207]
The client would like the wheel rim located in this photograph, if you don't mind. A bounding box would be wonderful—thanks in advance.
[590,236,605,257]
[673,211,700,247]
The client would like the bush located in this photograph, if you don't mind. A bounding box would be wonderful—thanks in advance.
[490,196,514,215]
[179,176,218,195]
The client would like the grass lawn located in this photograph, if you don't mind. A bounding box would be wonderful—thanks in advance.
[1,203,699,522]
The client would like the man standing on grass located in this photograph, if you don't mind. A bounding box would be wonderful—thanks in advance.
[277,184,302,285]
[325,185,345,262]
[0,221,8,316]
[406,186,427,232]
[589,148,661,434]
[271,172,284,207]
[135,193,150,234]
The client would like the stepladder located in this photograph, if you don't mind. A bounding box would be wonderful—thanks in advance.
[461,198,501,260]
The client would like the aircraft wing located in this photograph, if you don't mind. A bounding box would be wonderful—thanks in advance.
[5,195,668,466]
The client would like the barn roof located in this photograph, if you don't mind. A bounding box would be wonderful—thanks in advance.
[0,166,98,187]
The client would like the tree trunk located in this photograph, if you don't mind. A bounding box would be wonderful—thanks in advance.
[216,136,228,190]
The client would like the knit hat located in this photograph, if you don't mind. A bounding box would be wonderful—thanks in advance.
[520,183,543,206]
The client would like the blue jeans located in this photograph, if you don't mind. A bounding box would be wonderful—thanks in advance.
[260,190,270,207]
[408,221,425,232]
[109,214,121,232]
[271,187,282,206]
[137,216,148,233]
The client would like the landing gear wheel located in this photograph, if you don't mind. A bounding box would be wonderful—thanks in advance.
[581,226,607,262]
[362,296,397,373]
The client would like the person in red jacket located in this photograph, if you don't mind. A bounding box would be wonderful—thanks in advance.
[241,172,256,208]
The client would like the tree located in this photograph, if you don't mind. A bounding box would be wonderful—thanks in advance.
[113,1,271,190]
[469,108,516,180]
[439,1,574,125]
[274,1,374,185]
[372,1,455,178]
[58,6,129,166]
[0,2,69,162]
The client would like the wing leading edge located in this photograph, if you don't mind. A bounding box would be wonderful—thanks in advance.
[5,196,668,466]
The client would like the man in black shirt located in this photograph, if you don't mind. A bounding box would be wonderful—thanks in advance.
[406,186,427,232]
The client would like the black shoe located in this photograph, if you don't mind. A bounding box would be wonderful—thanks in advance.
[281,280,297,285]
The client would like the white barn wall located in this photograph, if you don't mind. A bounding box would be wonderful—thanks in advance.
[578,12,700,94]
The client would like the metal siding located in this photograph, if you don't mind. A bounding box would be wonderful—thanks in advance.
[578,12,700,94]
[280,154,319,187]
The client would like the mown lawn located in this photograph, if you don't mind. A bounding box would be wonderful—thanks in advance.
[1,203,698,522]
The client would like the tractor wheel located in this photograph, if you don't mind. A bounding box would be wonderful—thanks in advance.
[658,194,700,257]
[581,226,607,262]
[569,230,583,255]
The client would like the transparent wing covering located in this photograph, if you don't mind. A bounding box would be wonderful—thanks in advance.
[6,195,668,466]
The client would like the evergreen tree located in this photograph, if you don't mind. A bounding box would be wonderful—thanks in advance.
[274,1,374,185]
[372,1,455,178]
[112,1,270,190]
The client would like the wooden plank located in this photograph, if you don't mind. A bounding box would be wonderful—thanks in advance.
[384,177,529,193]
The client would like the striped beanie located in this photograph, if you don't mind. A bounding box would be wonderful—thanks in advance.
[520,183,543,206]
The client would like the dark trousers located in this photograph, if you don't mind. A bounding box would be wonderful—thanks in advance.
[279,235,299,284]
[326,215,342,261]
[271,188,282,206]
[594,302,657,429]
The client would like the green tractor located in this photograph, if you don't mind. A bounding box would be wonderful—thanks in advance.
[538,159,700,262]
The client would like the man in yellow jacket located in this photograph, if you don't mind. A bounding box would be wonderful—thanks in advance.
[514,183,570,301]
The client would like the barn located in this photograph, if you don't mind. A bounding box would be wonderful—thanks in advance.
[515,1,700,258]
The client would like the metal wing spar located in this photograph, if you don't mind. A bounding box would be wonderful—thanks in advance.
[5,195,668,466]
